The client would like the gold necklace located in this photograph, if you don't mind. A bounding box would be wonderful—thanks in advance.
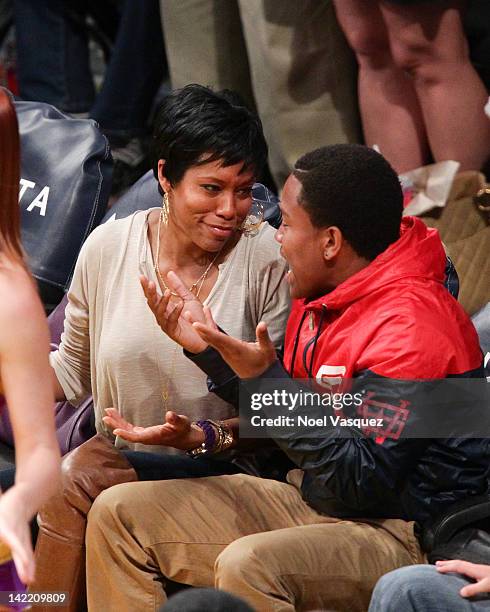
[153,207,225,411]
[161,343,178,410]
[153,208,224,300]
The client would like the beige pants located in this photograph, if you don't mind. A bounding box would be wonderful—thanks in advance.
[160,0,361,187]
[86,474,424,612]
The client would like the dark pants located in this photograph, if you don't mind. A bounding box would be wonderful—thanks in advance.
[122,449,241,480]
[369,565,490,611]
[14,0,166,138]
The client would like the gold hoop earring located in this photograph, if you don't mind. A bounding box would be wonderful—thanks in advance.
[161,192,170,226]
[241,200,264,237]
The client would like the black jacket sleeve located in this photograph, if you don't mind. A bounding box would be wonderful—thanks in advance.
[185,350,489,523]
[186,349,427,515]
[185,346,239,406]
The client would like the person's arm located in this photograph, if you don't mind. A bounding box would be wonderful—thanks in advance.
[253,361,432,515]
[50,229,99,406]
[0,268,61,583]
[51,365,66,403]
[135,266,280,452]
[139,227,291,404]
[185,317,436,515]
[187,343,428,511]
[102,407,270,455]
[184,344,241,406]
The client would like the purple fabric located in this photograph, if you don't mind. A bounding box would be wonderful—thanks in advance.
[0,558,27,609]
[0,295,95,455]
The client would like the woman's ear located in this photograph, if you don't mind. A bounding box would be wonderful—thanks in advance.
[157,159,171,194]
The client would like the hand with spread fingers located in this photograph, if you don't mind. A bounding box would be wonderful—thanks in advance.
[187,307,278,379]
[103,407,204,450]
[436,560,490,598]
[140,271,208,354]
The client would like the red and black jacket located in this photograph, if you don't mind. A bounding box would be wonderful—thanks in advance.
[190,218,488,526]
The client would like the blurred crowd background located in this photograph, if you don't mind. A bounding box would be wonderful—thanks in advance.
[0,0,489,198]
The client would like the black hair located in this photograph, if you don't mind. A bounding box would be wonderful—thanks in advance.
[151,84,268,193]
[293,144,403,260]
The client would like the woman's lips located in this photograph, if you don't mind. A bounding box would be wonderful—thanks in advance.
[205,224,235,239]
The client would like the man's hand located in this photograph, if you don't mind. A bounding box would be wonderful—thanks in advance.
[140,271,208,354]
[103,408,204,450]
[436,560,490,598]
[188,307,278,378]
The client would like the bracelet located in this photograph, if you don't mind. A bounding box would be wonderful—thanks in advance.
[216,421,234,452]
[196,419,216,451]
[187,419,219,458]
[187,420,234,458]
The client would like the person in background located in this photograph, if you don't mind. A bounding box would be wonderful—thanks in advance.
[369,561,490,611]
[0,87,60,584]
[14,0,167,193]
[333,0,490,174]
[160,0,361,189]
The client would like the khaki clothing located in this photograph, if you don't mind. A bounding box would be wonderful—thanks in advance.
[86,474,425,612]
[50,212,290,453]
[160,0,361,187]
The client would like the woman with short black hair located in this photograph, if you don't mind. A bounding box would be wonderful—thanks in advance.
[32,85,290,608]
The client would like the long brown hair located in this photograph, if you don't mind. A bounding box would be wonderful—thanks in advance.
[0,87,24,262]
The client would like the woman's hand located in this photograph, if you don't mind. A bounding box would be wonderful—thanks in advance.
[140,271,208,354]
[187,307,278,378]
[0,490,35,585]
[436,560,490,598]
[103,408,204,450]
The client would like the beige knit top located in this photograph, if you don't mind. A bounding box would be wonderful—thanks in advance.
[50,209,290,453]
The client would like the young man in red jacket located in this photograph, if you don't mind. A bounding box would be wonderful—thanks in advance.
[86,145,488,612]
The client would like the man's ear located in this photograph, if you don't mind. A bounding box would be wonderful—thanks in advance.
[321,226,343,261]
[157,159,171,194]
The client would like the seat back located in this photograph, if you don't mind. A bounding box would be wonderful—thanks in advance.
[472,303,490,380]
[17,99,112,309]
